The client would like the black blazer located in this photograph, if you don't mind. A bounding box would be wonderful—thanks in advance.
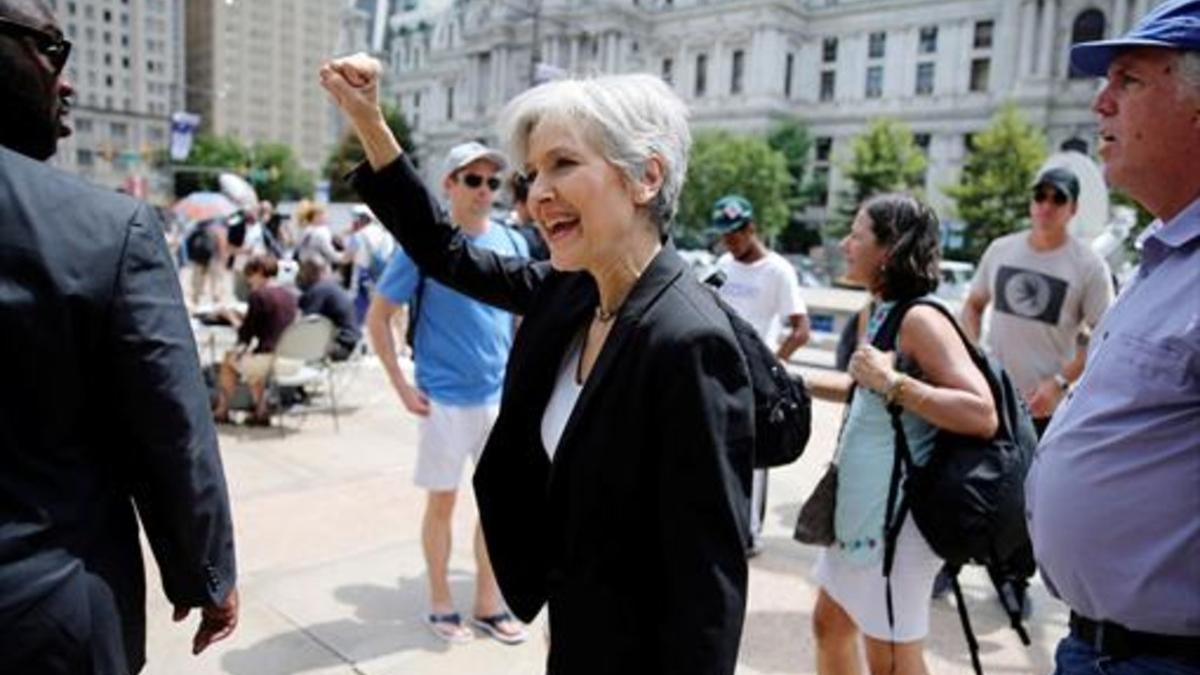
[0,147,236,673]
[355,158,754,675]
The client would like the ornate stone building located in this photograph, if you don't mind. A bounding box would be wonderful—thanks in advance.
[347,0,1163,222]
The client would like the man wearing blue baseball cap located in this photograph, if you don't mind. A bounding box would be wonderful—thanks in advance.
[1025,1,1200,672]
[710,194,810,557]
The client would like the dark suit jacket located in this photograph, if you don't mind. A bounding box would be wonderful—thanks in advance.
[0,147,236,674]
[355,158,754,675]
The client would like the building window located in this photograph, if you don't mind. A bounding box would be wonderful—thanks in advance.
[662,57,674,85]
[915,62,934,96]
[868,31,886,59]
[969,58,990,92]
[695,53,708,97]
[973,20,994,49]
[730,49,744,95]
[822,36,838,63]
[865,65,883,98]
[919,26,938,54]
[914,133,931,154]
[77,149,94,167]
[964,133,977,153]
[1069,10,1106,78]
[815,136,833,162]
[819,70,835,102]
[76,118,92,133]
[111,122,128,139]
[446,85,454,120]
[784,52,794,98]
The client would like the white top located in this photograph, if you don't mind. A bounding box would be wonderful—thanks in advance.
[540,331,584,461]
[351,222,396,271]
[716,250,807,346]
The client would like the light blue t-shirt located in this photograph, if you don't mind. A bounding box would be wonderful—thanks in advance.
[376,221,528,405]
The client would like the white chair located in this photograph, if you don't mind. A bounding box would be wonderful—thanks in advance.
[271,315,339,430]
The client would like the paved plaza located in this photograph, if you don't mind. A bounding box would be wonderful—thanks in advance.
[141,357,1069,674]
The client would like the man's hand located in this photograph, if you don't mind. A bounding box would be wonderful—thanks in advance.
[397,381,432,417]
[173,587,239,656]
[319,53,384,126]
[1025,378,1063,419]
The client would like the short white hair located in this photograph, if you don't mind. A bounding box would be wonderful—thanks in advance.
[497,73,691,234]
[1176,50,1200,98]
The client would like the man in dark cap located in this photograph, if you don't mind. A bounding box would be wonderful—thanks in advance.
[0,1,238,672]
[957,165,1114,618]
[1025,1,1200,671]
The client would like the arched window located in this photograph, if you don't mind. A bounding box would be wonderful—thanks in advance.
[1070,9,1106,78]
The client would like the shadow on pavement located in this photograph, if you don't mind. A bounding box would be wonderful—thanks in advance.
[220,573,479,674]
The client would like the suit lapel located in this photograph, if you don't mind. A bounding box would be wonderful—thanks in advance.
[549,244,686,480]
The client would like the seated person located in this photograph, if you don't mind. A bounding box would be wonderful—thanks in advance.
[212,255,298,425]
[296,259,361,361]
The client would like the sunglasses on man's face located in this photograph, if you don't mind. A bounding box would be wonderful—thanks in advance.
[1032,190,1069,206]
[0,17,72,75]
[460,173,502,191]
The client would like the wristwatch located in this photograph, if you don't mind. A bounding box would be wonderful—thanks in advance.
[1053,373,1070,392]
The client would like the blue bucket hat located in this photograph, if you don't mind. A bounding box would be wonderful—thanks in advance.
[710,195,755,234]
[1070,0,1200,77]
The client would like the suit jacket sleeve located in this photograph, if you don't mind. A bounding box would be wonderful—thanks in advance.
[655,329,754,674]
[350,157,548,315]
[109,204,236,607]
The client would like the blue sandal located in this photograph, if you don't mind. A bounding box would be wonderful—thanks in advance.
[424,611,473,643]
[471,611,528,645]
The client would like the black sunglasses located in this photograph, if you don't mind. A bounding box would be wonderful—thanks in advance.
[460,173,502,191]
[0,17,72,74]
[1032,190,1069,206]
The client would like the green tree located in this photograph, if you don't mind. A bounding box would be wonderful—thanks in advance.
[168,134,314,203]
[767,118,823,251]
[325,104,415,202]
[832,118,927,237]
[247,141,315,203]
[169,134,248,197]
[677,130,791,244]
[944,103,1046,260]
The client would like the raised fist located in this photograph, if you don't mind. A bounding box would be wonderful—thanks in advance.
[320,52,385,124]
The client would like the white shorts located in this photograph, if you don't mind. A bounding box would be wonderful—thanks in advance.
[813,517,943,642]
[415,401,500,491]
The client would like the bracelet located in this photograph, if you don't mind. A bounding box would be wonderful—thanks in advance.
[884,372,908,406]
[1053,373,1070,392]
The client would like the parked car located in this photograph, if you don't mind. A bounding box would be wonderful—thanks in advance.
[936,260,975,305]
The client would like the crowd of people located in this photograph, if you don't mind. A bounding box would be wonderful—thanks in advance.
[1,0,1197,673]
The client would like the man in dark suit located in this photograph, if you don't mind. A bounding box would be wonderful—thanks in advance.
[0,1,239,672]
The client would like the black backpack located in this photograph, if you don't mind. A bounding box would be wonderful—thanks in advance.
[704,273,812,469]
[185,224,217,266]
[874,297,1038,674]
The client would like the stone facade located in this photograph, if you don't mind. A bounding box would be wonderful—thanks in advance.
[362,0,1163,223]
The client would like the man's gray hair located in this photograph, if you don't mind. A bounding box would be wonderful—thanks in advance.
[497,73,691,235]
[1176,50,1200,97]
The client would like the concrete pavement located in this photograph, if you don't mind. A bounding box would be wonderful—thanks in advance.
[142,358,1068,674]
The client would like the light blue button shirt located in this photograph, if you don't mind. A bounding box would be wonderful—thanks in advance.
[1027,196,1200,636]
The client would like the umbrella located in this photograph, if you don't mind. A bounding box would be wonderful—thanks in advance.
[172,191,238,224]
[219,172,259,210]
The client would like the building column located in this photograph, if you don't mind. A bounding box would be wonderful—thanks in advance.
[1036,0,1059,78]
[1017,0,1037,79]
[1133,0,1150,28]
[1112,0,1128,36]
[569,34,580,73]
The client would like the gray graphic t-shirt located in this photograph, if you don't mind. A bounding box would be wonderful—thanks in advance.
[972,232,1114,394]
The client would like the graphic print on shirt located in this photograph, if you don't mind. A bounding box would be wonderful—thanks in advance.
[994,265,1068,325]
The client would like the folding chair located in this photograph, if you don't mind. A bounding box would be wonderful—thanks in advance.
[271,314,339,431]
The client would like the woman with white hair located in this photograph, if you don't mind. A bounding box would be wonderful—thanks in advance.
[321,55,754,673]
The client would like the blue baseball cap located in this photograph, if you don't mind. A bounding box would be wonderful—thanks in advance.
[1070,0,1200,77]
[710,195,755,234]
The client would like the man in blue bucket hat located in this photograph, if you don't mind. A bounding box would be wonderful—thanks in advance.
[1025,1,1200,673]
